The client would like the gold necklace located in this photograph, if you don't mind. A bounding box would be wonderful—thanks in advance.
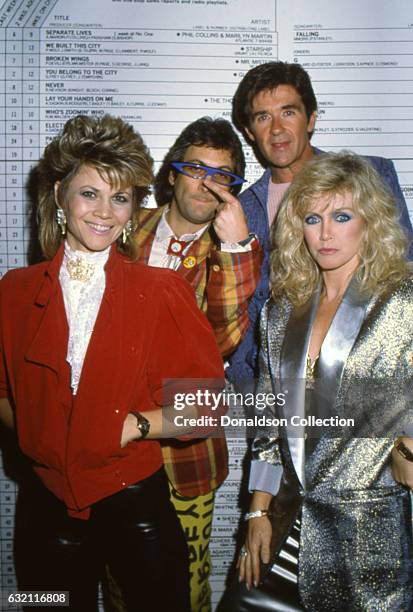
[66,257,95,282]
[306,354,319,378]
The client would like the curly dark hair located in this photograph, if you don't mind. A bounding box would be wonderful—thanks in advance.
[154,116,245,206]
[37,114,154,259]
[232,61,317,140]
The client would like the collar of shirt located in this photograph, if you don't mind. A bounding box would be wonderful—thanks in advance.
[155,206,209,244]
[148,207,209,271]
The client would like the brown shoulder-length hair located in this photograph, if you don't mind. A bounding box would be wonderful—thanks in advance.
[270,151,409,306]
[37,114,154,260]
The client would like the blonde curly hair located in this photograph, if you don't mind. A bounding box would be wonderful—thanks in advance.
[270,151,409,306]
[37,114,154,260]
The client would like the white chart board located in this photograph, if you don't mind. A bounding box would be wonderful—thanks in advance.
[0,0,412,608]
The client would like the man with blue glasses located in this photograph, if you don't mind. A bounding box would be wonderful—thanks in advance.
[133,116,262,612]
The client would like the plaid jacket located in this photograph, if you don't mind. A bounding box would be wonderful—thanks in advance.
[134,205,262,496]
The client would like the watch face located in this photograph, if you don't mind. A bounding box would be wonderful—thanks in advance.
[135,412,150,438]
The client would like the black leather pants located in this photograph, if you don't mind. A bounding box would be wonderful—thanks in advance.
[15,468,190,612]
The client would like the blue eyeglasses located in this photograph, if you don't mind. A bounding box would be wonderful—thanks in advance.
[171,161,245,187]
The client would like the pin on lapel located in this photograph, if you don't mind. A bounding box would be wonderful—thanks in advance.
[183,256,196,269]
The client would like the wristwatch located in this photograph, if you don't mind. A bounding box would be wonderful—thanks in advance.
[131,411,150,439]
[238,233,256,247]
[394,436,413,462]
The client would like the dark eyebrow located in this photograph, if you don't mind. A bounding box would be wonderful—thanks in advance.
[184,159,234,173]
[281,103,301,111]
[251,103,302,120]
[79,184,131,194]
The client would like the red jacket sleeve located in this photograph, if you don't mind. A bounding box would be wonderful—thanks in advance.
[146,273,225,435]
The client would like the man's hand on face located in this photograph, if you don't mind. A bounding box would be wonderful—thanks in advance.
[204,177,249,243]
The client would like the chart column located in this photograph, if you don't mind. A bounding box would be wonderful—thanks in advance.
[5,25,23,271]
[22,24,40,258]
[0,23,6,277]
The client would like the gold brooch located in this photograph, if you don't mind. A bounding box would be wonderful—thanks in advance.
[66,257,95,282]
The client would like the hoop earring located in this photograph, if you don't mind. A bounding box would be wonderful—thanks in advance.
[122,219,133,244]
[56,207,66,236]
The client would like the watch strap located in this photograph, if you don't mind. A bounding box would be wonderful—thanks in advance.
[394,436,413,462]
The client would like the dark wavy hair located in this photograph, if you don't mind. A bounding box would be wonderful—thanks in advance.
[154,116,246,206]
[37,114,154,260]
[232,61,317,141]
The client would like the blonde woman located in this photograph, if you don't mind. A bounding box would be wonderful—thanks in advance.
[224,152,413,611]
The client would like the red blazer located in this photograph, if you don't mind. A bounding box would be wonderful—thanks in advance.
[0,245,224,518]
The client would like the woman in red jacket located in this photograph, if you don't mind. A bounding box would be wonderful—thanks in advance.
[0,115,224,611]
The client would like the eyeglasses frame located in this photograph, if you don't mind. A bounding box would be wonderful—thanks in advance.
[170,161,245,187]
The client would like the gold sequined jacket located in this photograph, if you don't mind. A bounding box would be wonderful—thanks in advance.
[253,273,413,611]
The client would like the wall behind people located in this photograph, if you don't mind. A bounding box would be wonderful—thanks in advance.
[0,0,412,608]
